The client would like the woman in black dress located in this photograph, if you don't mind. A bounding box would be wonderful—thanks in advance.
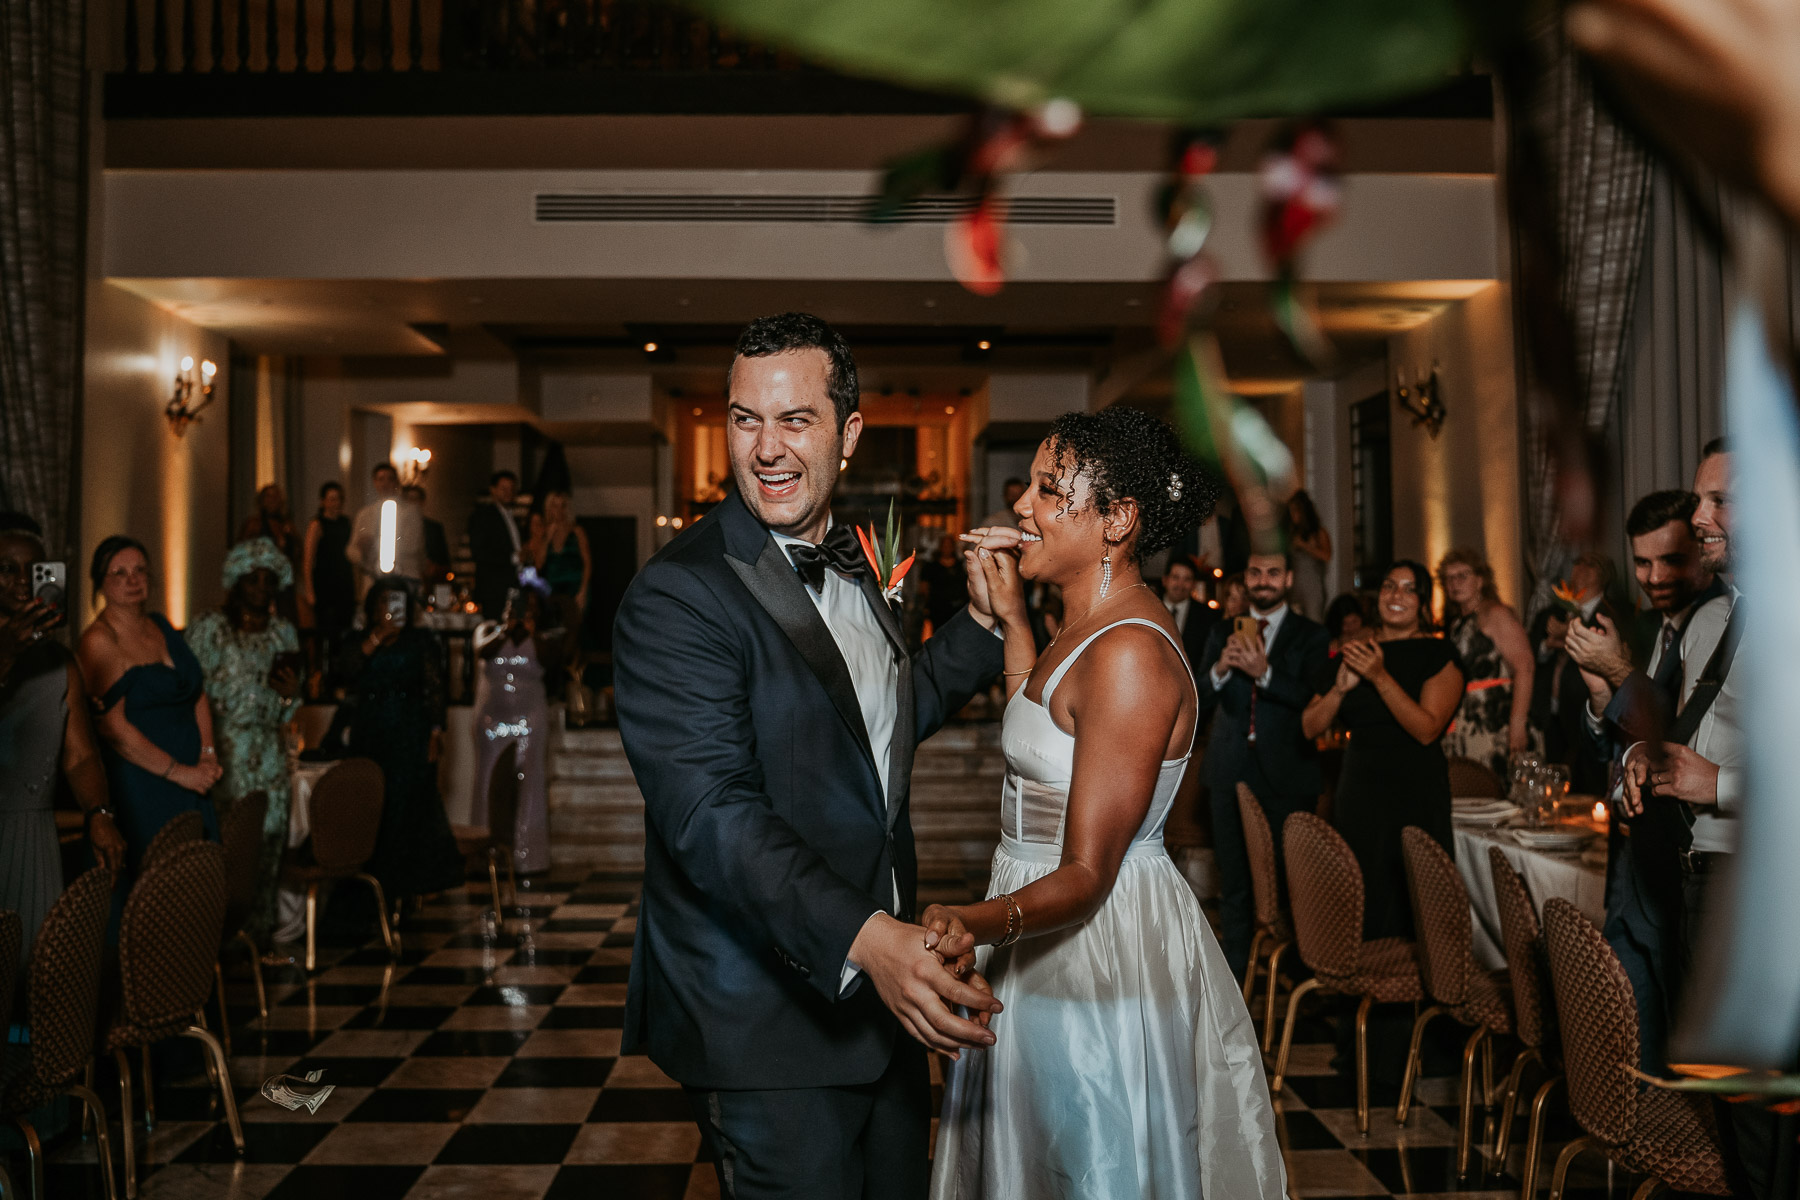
[302,482,356,649]
[1302,560,1463,940]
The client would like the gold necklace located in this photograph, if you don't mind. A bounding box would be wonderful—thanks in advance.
[1049,582,1149,650]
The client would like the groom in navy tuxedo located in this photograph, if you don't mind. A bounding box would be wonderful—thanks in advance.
[613,313,1004,1199]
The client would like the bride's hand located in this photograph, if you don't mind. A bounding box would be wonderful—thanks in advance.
[960,528,1028,632]
[921,903,978,979]
[964,968,997,1031]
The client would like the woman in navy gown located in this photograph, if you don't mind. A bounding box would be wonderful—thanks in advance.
[77,536,224,873]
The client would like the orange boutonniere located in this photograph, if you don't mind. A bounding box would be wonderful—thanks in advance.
[1550,579,1590,616]
[856,501,916,604]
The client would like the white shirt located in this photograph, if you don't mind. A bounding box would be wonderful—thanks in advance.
[1211,602,1286,691]
[1166,596,1193,634]
[1675,590,1742,852]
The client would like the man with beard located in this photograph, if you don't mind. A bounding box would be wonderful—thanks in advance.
[1566,487,1722,1070]
[1194,550,1331,979]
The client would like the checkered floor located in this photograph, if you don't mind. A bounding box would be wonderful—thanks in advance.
[30,867,1644,1199]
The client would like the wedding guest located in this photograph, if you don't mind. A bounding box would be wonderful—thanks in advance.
[1283,489,1332,619]
[330,579,462,913]
[1438,547,1535,776]
[529,489,591,681]
[467,470,523,619]
[1528,608,1608,795]
[1219,571,1250,621]
[238,483,296,561]
[302,482,356,646]
[918,532,969,636]
[187,538,303,944]
[346,462,426,589]
[78,537,224,870]
[1195,550,1332,979]
[403,484,452,585]
[1159,556,1216,672]
[0,524,123,972]
[469,579,551,875]
[1303,561,1462,940]
[1324,592,1370,655]
[978,477,1025,529]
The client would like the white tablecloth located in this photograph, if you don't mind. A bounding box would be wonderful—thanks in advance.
[274,762,336,943]
[1454,821,1606,970]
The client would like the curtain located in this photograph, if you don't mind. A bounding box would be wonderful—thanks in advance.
[0,0,87,559]
[1502,18,1654,615]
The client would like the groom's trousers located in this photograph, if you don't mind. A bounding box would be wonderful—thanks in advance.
[684,1039,929,1200]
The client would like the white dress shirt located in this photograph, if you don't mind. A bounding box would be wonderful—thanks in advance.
[1167,596,1192,634]
[1211,602,1286,691]
[1673,590,1742,853]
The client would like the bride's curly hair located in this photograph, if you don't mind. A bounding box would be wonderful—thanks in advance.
[1043,407,1220,560]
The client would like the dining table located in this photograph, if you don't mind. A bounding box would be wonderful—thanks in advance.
[273,760,337,944]
[1452,799,1608,970]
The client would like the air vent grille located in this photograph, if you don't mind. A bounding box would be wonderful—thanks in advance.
[533,192,1115,226]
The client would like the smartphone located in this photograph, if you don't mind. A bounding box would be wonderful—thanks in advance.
[1233,615,1259,640]
[384,590,408,623]
[267,650,305,684]
[31,562,66,625]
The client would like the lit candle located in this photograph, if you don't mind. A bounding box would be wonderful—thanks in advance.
[379,499,397,573]
[1592,801,1607,823]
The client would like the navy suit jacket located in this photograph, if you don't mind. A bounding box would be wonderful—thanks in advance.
[1193,610,1332,802]
[613,491,1002,1091]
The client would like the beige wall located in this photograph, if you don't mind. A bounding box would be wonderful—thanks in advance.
[82,282,233,627]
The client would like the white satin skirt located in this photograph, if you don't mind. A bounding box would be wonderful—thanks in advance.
[929,837,1288,1200]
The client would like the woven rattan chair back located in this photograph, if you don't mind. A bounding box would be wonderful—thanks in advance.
[220,791,268,939]
[118,840,228,1036]
[308,758,384,873]
[1488,846,1551,1049]
[141,809,205,868]
[488,742,520,851]
[1541,898,1637,1145]
[1446,756,1504,799]
[1400,826,1476,1007]
[1,867,112,1111]
[1282,811,1364,980]
[1237,784,1283,931]
[0,909,20,1033]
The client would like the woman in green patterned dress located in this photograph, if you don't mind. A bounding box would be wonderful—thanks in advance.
[188,537,303,946]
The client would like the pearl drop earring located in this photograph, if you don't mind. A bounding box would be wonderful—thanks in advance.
[1099,552,1113,600]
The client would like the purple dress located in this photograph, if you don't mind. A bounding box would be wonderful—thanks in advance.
[469,624,551,872]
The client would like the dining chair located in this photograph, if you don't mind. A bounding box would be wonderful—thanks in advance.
[1276,811,1423,1134]
[0,868,119,1200]
[1488,845,1564,1199]
[452,742,520,922]
[215,790,271,1054]
[1447,756,1506,799]
[279,757,395,972]
[140,809,205,868]
[1398,826,1515,1177]
[1540,898,1729,1200]
[1236,784,1293,1052]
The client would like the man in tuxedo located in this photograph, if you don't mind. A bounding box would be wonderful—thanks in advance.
[613,313,1004,1200]
[1567,487,1720,1070]
[467,470,522,618]
[1160,557,1216,677]
[1194,550,1331,978]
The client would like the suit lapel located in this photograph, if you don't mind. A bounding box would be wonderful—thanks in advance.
[727,538,877,770]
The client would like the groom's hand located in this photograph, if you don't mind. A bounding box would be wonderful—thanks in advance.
[849,913,1001,1058]
[920,904,978,981]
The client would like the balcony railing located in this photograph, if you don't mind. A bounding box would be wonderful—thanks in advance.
[106,0,964,116]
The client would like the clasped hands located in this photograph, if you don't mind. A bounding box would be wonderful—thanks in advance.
[1618,741,1721,815]
[1333,638,1386,692]
[846,907,1001,1060]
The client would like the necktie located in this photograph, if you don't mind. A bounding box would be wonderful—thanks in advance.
[1651,619,1682,708]
[785,524,871,592]
[1248,617,1270,743]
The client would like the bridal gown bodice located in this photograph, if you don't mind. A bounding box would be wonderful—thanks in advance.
[931,618,1288,1200]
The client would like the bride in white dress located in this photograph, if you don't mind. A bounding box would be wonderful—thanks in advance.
[927,408,1286,1200]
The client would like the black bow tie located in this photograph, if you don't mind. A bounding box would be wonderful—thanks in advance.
[785,524,870,592]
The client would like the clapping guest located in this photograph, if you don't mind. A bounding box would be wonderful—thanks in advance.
[187,538,304,943]
[302,482,357,648]
[1438,547,1535,776]
[1528,608,1609,795]
[1324,592,1370,655]
[0,523,124,972]
[1219,572,1250,621]
[529,489,592,682]
[78,537,224,869]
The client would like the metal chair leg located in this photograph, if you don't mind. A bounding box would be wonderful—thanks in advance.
[1261,941,1290,1053]
[1270,976,1321,1096]
[1494,1046,1541,1165]
[213,961,234,1059]
[1355,993,1374,1136]
[65,1084,120,1200]
[0,1158,15,1200]
[81,1062,95,1136]
[1628,1176,1665,1200]
[358,873,398,958]
[1395,1004,1447,1124]
[305,881,319,972]
[1479,1028,1496,1104]
[11,1116,44,1200]
[184,1026,245,1155]
[1548,1134,1597,1200]
[1520,1074,1563,1200]
[112,1049,137,1199]
[1456,1024,1490,1177]
[1243,928,1267,1004]
[486,853,503,920]
[140,1046,156,1130]
[237,929,268,1020]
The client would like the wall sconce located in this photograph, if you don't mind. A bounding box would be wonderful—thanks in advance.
[1395,367,1447,438]
[165,356,217,436]
[398,446,432,486]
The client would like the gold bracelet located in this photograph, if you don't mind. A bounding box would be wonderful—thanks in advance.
[996,893,1024,946]
[1001,667,1033,677]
